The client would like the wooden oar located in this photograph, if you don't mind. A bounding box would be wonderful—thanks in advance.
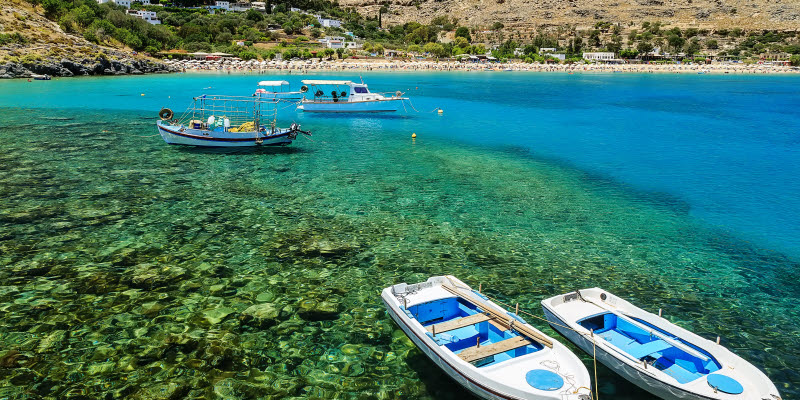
[441,280,553,348]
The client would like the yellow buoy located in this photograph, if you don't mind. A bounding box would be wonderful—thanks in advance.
[141,93,145,96]
[437,108,443,114]
[411,133,417,138]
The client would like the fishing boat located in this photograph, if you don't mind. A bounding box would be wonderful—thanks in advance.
[541,288,781,400]
[155,94,310,147]
[253,80,304,102]
[382,276,593,400]
[296,79,408,113]
[32,74,51,80]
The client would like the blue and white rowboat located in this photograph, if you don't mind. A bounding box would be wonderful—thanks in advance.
[541,288,782,400]
[382,276,593,400]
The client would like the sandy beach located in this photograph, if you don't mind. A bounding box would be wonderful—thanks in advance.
[165,57,800,75]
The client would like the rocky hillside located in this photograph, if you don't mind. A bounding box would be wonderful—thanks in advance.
[345,0,800,31]
[0,0,172,78]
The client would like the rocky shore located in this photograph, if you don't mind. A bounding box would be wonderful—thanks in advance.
[0,56,175,79]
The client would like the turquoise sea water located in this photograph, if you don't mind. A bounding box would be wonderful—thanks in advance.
[0,72,799,399]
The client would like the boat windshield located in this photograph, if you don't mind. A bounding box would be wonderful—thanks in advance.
[353,87,369,94]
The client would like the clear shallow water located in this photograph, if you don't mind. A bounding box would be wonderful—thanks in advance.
[0,73,798,399]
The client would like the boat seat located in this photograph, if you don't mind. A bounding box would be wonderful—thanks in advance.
[628,339,672,360]
[458,336,532,363]
[427,313,491,334]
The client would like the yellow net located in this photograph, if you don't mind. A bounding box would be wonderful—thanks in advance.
[229,121,255,133]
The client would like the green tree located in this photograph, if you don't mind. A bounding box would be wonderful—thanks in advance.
[706,39,718,49]
[790,55,800,66]
[636,41,653,54]
[491,22,504,30]
[455,26,471,42]
[667,34,685,52]
[374,43,384,55]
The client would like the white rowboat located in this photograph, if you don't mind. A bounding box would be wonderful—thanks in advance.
[541,288,782,400]
[382,276,592,400]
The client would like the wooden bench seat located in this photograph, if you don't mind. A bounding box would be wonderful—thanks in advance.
[458,336,532,363]
[426,313,492,334]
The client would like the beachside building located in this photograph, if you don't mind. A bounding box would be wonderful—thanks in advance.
[230,2,251,11]
[583,52,615,62]
[102,0,131,8]
[251,1,266,11]
[126,9,160,24]
[215,1,230,10]
[318,17,342,28]
[539,47,557,54]
[548,53,566,61]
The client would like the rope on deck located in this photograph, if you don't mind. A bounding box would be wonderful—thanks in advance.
[475,285,600,400]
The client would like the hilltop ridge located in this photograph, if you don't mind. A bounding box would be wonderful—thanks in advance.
[343,0,800,31]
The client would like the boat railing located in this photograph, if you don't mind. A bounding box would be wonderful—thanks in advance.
[175,94,283,129]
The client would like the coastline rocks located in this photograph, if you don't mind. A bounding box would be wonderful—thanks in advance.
[0,57,175,79]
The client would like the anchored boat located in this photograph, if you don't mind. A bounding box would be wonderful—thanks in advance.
[382,276,592,400]
[156,94,310,147]
[541,288,781,400]
[253,80,304,102]
[297,79,408,113]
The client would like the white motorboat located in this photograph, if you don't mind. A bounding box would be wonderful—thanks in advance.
[253,80,304,102]
[297,79,408,113]
[155,94,309,147]
[382,276,592,400]
[541,288,781,400]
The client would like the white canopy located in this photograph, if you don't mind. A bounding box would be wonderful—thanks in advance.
[258,80,290,86]
[301,80,353,85]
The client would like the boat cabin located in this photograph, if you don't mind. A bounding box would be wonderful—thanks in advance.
[301,79,387,102]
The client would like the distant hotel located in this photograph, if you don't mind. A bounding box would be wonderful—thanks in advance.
[126,9,161,24]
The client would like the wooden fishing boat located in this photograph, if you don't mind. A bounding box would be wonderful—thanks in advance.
[155,94,310,147]
[382,276,592,400]
[541,288,781,400]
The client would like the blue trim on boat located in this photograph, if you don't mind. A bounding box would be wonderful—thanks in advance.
[542,305,721,400]
[157,123,291,142]
[384,297,523,400]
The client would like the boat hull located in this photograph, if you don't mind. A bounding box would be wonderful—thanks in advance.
[383,297,512,400]
[542,306,715,400]
[156,121,295,147]
[382,277,591,400]
[541,290,781,400]
[298,98,405,113]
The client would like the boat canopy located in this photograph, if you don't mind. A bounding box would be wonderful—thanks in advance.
[258,80,290,86]
[301,80,353,85]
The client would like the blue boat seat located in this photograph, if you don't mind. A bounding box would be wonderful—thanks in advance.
[628,339,672,360]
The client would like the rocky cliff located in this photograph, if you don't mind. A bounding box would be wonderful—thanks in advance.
[0,0,173,78]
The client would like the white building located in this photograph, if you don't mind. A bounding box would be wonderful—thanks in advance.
[318,17,342,28]
[111,0,131,8]
[215,1,229,10]
[126,9,160,24]
[230,2,251,11]
[539,47,557,54]
[139,0,150,5]
[251,1,266,11]
[582,52,615,61]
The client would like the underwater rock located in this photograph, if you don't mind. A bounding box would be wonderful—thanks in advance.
[239,303,280,329]
[128,263,186,289]
[297,299,341,322]
[36,330,67,354]
[300,239,356,258]
[0,350,27,368]
[203,307,235,325]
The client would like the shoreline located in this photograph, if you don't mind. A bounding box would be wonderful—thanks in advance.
[167,58,800,75]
